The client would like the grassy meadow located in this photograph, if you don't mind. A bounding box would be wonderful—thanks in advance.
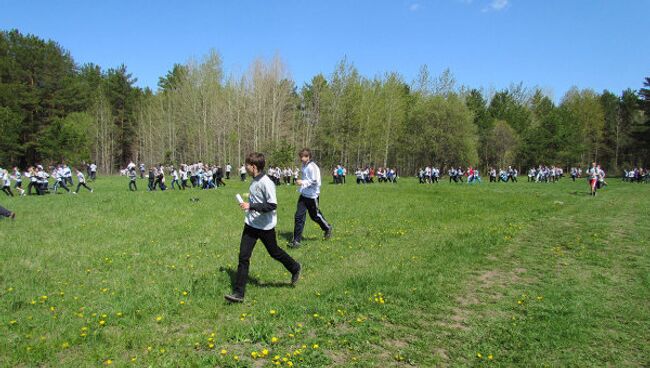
[0,175,649,367]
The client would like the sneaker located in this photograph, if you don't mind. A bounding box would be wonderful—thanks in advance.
[291,263,301,286]
[288,240,301,249]
[10,212,16,220]
[90,189,94,193]
[224,294,244,303]
[324,226,333,239]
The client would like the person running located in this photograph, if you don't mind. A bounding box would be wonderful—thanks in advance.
[128,166,138,191]
[587,162,599,196]
[74,168,93,194]
[239,164,247,181]
[1,169,13,197]
[224,152,301,303]
[170,166,180,190]
[289,148,333,248]
[226,163,232,180]
[11,167,25,196]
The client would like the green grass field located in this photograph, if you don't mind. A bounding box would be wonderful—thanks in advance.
[1,176,649,367]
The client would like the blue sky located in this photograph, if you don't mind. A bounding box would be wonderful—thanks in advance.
[1,0,648,100]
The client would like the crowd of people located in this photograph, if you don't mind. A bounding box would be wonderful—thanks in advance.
[1,163,94,197]
[622,168,649,183]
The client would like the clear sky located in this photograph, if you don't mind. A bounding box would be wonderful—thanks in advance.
[1,0,648,100]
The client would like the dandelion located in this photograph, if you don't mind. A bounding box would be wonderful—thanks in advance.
[182,291,188,296]
[116,312,123,317]
[61,342,70,349]
[271,336,279,344]
[312,344,319,349]
[179,301,185,305]
[99,320,106,326]
[476,352,483,359]
[9,320,17,325]
[488,354,494,360]
[313,313,319,318]
[104,359,113,365]
[261,348,269,357]
[233,355,239,361]
[270,309,277,316]
[251,351,259,359]
[156,316,163,322]
[220,349,228,356]
[131,357,137,363]
[30,300,36,305]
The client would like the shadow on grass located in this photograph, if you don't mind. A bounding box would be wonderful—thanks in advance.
[220,266,293,289]
[278,231,318,243]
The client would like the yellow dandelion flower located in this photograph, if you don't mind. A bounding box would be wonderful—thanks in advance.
[270,309,277,315]
[131,357,137,362]
[312,344,319,349]
[9,320,17,325]
[30,300,36,305]
[99,320,106,326]
[220,349,228,356]
[251,351,259,359]
[104,359,113,365]
[182,291,188,296]
[233,355,239,361]
[61,342,70,349]
[476,352,483,359]
[116,312,123,317]
[313,313,319,318]
[488,354,494,360]
[155,316,163,322]
[262,348,269,357]
[271,336,279,343]
[179,301,185,305]
[287,362,294,367]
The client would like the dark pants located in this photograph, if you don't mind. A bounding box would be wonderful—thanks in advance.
[56,181,70,192]
[0,204,12,217]
[129,180,137,191]
[27,181,40,195]
[181,179,188,189]
[240,173,246,181]
[226,172,230,179]
[76,182,92,192]
[233,225,299,297]
[2,186,13,196]
[293,195,331,243]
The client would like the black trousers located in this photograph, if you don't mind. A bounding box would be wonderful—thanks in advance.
[233,225,299,296]
[129,180,137,191]
[0,204,11,217]
[27,181,40,195]
[2,186,13,196]
[76,182,92,192]
[293,195,331,243]
[226,171,230,179]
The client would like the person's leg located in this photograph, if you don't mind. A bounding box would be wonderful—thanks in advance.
[0,204,13,218]
[60,181,70,192]
[305,196,331,232]
[260,228,300,274]
[292,196,309,244]
[232,225,259,297]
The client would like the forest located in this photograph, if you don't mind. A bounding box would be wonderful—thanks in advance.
[1,29,649,174]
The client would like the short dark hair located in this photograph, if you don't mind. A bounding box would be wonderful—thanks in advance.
[299,148,311,158]
[245,152,266,171]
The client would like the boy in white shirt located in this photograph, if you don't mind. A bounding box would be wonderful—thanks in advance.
[74,169,93,194]
[289,148,333,248]
[225,152,301,303]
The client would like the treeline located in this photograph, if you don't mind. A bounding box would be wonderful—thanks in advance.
[1,29,649,174]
